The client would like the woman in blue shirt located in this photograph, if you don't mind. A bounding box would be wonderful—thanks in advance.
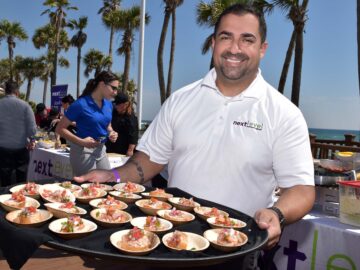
[56,71,119,176]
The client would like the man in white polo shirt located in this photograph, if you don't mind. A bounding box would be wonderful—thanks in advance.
[75,3,315,256]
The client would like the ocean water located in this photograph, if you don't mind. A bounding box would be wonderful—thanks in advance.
[309,128,360,141]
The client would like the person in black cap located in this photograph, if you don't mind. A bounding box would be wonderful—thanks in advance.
[106,92,138,156]
[39,107,60,132]
[34,103,49,126]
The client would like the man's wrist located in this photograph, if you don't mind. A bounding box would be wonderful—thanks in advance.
[112,169,121,183]
[267,206,286,228]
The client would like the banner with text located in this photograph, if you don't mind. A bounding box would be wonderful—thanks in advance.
[51,84,68,111]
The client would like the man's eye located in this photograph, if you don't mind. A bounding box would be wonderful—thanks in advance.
[220,36,230,40]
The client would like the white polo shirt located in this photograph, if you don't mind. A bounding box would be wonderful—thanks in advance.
[137,69,314,216]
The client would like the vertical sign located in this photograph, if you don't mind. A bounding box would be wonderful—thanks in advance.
[51,84,68,111]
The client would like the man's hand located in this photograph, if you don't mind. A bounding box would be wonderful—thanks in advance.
[254,208,282,249]
[73,169,114,183]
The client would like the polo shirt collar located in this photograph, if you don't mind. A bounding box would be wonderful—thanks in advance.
[201,68,265,101]
[85,95,104,111]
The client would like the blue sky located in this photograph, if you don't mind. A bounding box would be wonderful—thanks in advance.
[1,0,359,130]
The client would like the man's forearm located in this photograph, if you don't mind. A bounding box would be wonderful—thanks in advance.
[116,151,164,184]
[274,185,315,225]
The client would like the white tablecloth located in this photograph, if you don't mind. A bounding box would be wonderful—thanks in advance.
[273,210,360,269]
[27,148,129,181]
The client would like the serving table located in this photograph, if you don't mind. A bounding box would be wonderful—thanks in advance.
[0,181,267,269]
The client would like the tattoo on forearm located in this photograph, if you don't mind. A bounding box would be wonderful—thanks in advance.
[128,159,145,183]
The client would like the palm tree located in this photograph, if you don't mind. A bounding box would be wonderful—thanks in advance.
[196,0,273,68]
[0,20,28,80]
[273,0,309,106]
[15,57,45,101]
[357,0,360,95]
[98,0,122,70]
[68,16,88,98]
[157,0,184,104]
[112,7,150,92]
[0,58,23,86]
[83,49,112,78]
[41,0,77,87]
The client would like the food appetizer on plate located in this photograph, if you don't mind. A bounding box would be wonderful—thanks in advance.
[108,191,142,204]
[113,182,145,193]
[0,192,40,212]
[44,202,87,218]
[57,181,81,192]
[203,228,248,252]
[89,195,128,210]
[142,188,173,202]
[10,182,41,199]
[136,198,172,215]
[168,197,200,212]
[90,207,132,227]
[194,206,229,221]
[110,227,160,255]
[39,184,75,203]
[6,207,53,227]
[157,208,195,225]
[73,186,107,203]
[49,215,97,239]
[81,182,113,192]
[130,216,173,234]
[207,215,246,229]
[162,231,209,252]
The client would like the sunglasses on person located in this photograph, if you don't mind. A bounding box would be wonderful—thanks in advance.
[106,83,119,91]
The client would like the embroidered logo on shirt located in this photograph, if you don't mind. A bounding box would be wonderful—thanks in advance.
[233,120,263,130]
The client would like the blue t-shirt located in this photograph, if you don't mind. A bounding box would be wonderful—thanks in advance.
[65,95,113,141]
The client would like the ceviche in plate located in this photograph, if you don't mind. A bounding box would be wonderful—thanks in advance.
[6,207,53,227]
[141,189,173,202]
[157,208,195,225]
[89,196,128,210]
[203,228,248,252]
[90,207,132,227]
[135,198,172,215]
[39,184,75,203]
[162,231,209,252]
[113,182,145,193]
[194,206,229,221]
[49,215,97,239]
[55,181,81,192]
[108,191,142,204]
[0,193,40,212]
[10,182,41,199]
[44,202,87,218]
[73,187,107,203]
[130,216,173,234]
[110,227,160,255]
[81,182,113,192]
[168,197,200,212]
[207,215,246,229]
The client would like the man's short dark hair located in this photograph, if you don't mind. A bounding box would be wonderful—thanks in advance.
[5,80,19,95]
[213,3,267,43]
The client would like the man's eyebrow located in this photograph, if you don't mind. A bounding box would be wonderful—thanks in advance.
[217,30,233,37]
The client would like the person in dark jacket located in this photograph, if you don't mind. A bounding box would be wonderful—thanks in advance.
[106,92,138,156]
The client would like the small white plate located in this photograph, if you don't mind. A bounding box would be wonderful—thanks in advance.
[113,182,145,193]
[44,202,87,218]
[203,228,248,252]
[109,191,142,204]
[10,183,41,199]
[39,184,76,203]
[73,189,107,204]
[130,216,173,234]
[135,199,172,216]
[193,206,229,221]
[0,194,40,212]
[55,182,81,192]
[110,229,160,256]
[49,217,97,239]
[141,191,173,202]
[207,216,246,229]
[89,197,128,210]
[157,209,195,225]
[162,231,209,252]
[168,197,200,212]
[81,183,113,192]
[6,209,53,227]
[90,208,132,227]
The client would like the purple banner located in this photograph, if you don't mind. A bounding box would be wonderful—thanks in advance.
[50,84,68,111]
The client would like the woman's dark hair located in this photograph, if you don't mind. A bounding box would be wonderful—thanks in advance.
[80,71,119,98]
[213,3,267,43]
[61,94,75,104]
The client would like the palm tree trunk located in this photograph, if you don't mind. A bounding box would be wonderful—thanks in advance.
[157,9,171,104]
[77,47,81,98]
[42,76,49,104]
[25,79,32,101]
[108,26,114,71]
[278,31,296,94]
[291,25,304,107]
[122,40,131,93]
[7,38,14,80]
[357,0,360,94]
[166,10,176,99]
[52,12,63,87]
